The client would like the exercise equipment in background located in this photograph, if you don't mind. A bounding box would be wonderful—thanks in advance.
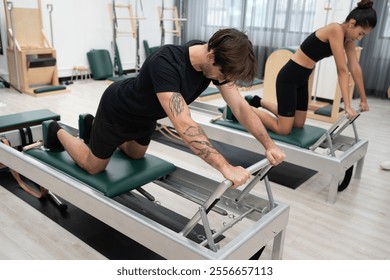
[87,49,113,81]
[3,0,67,96]
[158,0,187,45]
[108,0,145,81]
[143,40,159,57]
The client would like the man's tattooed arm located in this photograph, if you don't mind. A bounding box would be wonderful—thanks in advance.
[169,92,185,117]
[183,126,219,159]
[168,92,220,159]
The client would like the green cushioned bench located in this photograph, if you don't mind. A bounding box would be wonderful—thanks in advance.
[0,109,60,132]
[33,86,67,94]
[213,119,326,149]
[23,114,176,198]
[25,148,176,198]
[217,97,327,149]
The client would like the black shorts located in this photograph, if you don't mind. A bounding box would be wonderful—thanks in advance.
[89,104,156,160]
[276,59,313,117]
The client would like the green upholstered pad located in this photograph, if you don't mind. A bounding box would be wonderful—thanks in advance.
[0,109,60,132]
[87,49,113,80]
[200,87,220,97]
[25,148,176,198]
[217,99,326,148]
[33,86,66,94]
[213,119,326,149]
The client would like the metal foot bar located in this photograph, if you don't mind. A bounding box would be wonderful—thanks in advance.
[309,108,361,152]
[180,159,271,237]
[235,164,273,203]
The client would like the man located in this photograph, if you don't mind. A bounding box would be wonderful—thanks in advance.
[48,28,285,188]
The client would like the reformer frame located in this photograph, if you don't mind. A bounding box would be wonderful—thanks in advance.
[158,101,368,204]
[0,124,289,260]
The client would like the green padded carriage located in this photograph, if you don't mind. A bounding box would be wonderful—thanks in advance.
[213,119,326,149]
[25,148,176,198]
[217,96,327,149]
[24,115,176,198]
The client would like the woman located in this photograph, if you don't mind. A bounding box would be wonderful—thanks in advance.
[250,0,377,135]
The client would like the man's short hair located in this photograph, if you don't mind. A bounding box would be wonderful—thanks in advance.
[208,28,257,85]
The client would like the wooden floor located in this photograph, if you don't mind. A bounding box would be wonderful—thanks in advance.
[0,80,389,260]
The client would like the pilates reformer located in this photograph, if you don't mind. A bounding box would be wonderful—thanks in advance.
[0,110,289,260]
[158,98,368,204]
[4,0,68,96]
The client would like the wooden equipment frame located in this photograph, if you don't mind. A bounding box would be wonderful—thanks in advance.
[4,0,66,96]
[158,4,187,45]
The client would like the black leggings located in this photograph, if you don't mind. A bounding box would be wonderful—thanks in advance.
[276,59,313,117]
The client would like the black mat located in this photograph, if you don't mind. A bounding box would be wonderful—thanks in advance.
[152,131,317,190]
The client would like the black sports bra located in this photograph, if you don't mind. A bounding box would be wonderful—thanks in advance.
[300,32,333,62]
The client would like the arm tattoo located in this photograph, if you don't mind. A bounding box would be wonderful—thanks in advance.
[169,92,185,117]
[190,140,219,159]
[183,126,219,159]
[183,126,204,137]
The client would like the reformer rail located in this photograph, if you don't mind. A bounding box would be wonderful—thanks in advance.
[0,124,289,259]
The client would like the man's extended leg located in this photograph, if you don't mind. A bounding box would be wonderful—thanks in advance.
[51,123,110,174]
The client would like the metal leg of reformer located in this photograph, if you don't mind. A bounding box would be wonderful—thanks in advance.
[271,228,286,260]
[328,172,344,203]
[354,156,365,180]
[47,190,68,211]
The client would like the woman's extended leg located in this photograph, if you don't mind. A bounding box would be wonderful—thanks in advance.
[252,108,295,135]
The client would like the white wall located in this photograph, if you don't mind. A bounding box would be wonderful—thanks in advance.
[0,0,174,79]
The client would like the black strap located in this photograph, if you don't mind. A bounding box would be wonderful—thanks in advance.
[26,127,33,145]
[18,128,26,151]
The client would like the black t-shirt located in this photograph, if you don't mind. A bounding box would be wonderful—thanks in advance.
[100,40,221,126]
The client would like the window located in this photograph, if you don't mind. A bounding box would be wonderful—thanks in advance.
[381,0,390,38]
[206,0,244,28]
[204,0,316,33]
[244,0,316,32]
